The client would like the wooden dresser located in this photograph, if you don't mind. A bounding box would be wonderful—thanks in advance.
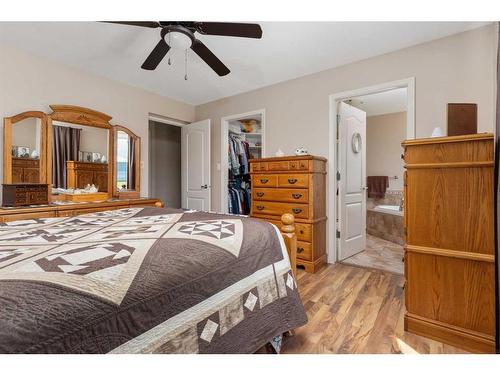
[12,157,40,183]
[249,155,327,273]
[67,161,109,191]
[0,198,163,223]
[402,133,496,353]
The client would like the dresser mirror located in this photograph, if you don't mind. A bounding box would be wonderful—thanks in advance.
[113,125,140,199]
[3,105,144,207]
[47,105,113,200]
[3,111,47,184]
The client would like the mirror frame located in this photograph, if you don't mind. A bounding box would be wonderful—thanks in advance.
[112,125,141,199]
[47,105,114,199]
[3,111,48,184]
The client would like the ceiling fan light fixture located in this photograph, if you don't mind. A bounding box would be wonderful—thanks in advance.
[165,31,193,50]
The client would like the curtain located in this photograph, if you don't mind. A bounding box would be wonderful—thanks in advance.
[127,136,135,190]
[495,21,500,353]
[52,125,81,189]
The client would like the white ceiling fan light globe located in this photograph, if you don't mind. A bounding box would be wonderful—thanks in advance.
[166,31,192,50]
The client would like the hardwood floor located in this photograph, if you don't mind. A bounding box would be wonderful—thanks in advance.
[341,235,404,275]
[280,263,467,354]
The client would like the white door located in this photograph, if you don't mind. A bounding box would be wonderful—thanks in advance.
[338,102,367,261]
[181,119,211,210]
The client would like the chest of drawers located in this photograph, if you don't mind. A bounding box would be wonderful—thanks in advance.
[250,155,327,273]
[2,183,49,207]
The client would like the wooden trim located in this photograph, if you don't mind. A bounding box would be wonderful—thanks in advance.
[3,111,48,185]
[112,125,141,198]
[405,313,495,353]
[49,105,112,128]
[405,161,494,169]
[402,133,494,147]
[406,245,495,262]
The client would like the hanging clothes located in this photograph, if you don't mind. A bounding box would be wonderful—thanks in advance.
[228,133,252,215]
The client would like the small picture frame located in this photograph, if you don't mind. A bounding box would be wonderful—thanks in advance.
[92,152,102,163]
[79,151,93,162]
[12,145,30,158]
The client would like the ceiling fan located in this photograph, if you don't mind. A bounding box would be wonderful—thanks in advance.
[106,22,263,76]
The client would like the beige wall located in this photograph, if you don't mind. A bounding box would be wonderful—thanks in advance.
[366,112,406,191]
[0,43,195,196]
[196,24,497,212]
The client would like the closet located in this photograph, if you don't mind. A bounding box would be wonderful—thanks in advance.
[227,116,263,215]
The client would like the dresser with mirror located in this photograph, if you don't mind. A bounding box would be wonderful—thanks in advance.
[1,105,161,221]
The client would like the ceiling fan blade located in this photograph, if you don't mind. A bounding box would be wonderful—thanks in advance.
[102,21,161,28]
[194,22,262,39]
[141,39,170,70]
[191,39,230,76]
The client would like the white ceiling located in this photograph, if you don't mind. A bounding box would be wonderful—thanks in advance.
[347,87,407,116]
[0,22,489,105]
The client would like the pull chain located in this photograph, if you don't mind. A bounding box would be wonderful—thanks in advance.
[167,33,171,65]
[184,49,188,81]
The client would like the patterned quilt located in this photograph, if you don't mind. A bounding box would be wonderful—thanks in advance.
[0,207,307,353]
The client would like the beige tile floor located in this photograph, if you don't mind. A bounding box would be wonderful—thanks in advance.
[341,234,404,275]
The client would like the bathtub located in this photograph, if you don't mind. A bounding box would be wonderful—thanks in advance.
[367,205,404,245]
[374,204,403,216]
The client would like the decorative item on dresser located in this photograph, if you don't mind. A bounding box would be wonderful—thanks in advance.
[402,133,496,353]
[66,161,109,191]
[250,155,327,273]
[2,184,49,207]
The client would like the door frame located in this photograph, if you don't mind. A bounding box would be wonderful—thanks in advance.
[220,108,266,213]
[328,77,415,264]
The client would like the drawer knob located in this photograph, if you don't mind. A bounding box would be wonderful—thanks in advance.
[297,247,305,253]
[256,192,264,197]
[292,208,302,214]
[256,205,265,211]
[260,179,269,184]
[299,230,304,234]
[288,178,298,184]
[292,193,302,199]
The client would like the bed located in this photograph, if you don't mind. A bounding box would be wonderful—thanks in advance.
[0,206,307,353]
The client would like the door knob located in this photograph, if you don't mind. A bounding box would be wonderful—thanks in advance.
[201,184,208,189]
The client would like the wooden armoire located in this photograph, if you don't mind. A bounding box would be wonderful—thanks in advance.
[402,133,496,353]
[249,155,327,273]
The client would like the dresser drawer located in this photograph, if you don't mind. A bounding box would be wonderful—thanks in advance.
[267,161,289,171]
[296,241,312,261]
[253,188,308,203]
[252,201,309,219]
[4,211,56,222]
[252,175,278,187]
[277,174,309,188]
[267,220,312,242]
[290,159,309,171]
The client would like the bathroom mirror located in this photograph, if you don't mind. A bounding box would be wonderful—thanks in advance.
[351,132,362,154]
[3,111,47,184]
[113,125,140,199]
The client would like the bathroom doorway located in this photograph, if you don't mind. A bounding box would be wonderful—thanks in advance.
[336,86,409,274]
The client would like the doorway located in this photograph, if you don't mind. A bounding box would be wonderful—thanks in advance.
[329,78,415,271]
[220,109,265,214]
[149,119,182,208]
